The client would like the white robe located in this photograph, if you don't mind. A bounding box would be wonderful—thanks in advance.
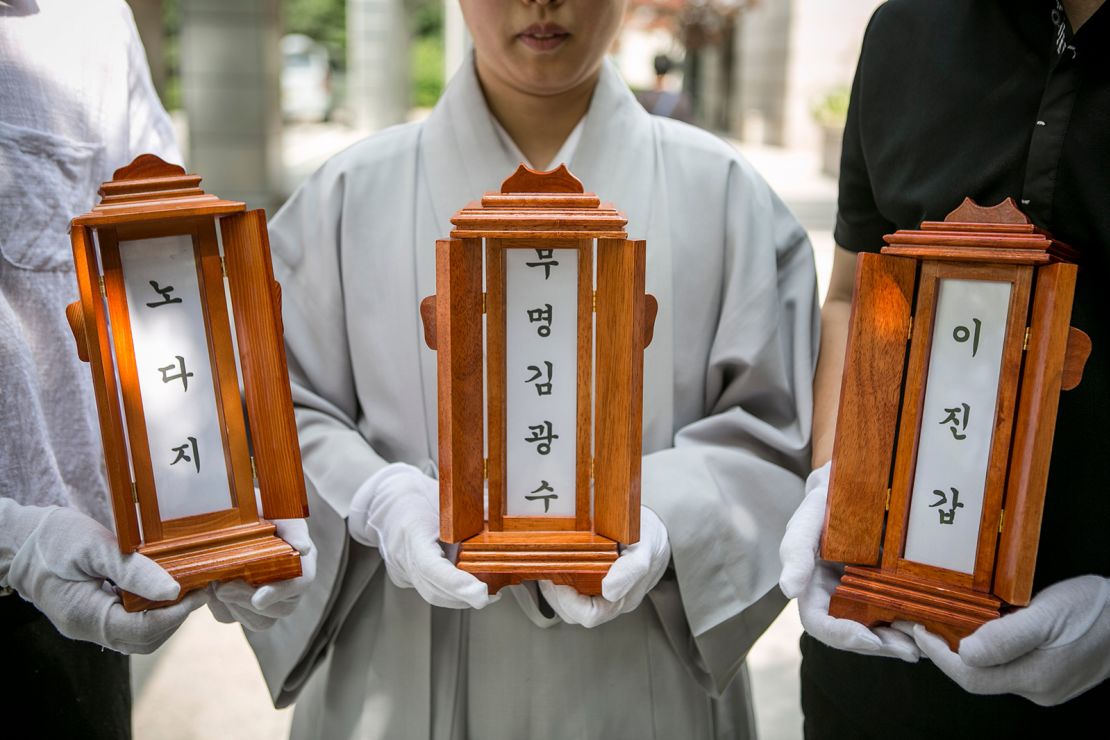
[247,57,818,739]
[0,0,180,528]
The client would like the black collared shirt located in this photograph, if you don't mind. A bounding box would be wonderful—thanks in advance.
[808,0,1110,734]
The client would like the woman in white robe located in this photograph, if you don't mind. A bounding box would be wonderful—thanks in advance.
[247,4,818,737]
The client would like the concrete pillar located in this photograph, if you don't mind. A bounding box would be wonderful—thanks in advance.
[180,0,282,211]
[733,0,792,145]
[444,0,470,84]
[347,0,409,131]
[126,0,166,97]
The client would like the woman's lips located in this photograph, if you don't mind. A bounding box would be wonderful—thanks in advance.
[517,22,570,52]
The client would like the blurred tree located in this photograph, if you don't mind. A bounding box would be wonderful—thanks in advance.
[160,0,181,110]
[286,0,347,70]
[409,0,444,108]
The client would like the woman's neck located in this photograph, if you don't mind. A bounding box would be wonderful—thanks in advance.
[474,57,598,169]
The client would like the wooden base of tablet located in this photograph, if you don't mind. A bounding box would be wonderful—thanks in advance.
[457,529,618,596]
[121,521,301,612]
[829,566,1003,650]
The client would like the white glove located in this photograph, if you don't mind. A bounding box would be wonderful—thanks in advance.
[206,518,317,632]
[0,499,204,654]
[780,463,920,662]
[538,506,670,628]
[908,575,1110,705]
[347,462,496,609]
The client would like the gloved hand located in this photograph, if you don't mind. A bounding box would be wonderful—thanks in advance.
[206,518,317,631]
[779,462,920,662]
[347,462,496,609]
[908,575,1110,705]
[538,506,670,628]
[0,499,204,654]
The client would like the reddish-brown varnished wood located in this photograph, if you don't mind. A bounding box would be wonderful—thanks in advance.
[574,238,593,532]
[994,262,1077,605]
[435,238,486,543]
[67,154,307,610]
[196,220,257,521]
[68,226,141,552]
[221,209,308,519]
[423,165,654,593]
[485,239,507,531]
[882,262,1031,595]
[457,528,618,595]
[821,253,916,565]
[123,521,301,611]
[98,228,165,542]
[1061,327,1091,392]
[594,238,646,545]
[828,566,1002,651]
[824,197,1086,637]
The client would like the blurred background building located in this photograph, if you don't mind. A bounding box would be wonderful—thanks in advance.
[122,2,882,738]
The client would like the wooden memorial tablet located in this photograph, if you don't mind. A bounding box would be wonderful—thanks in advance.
[66,154,308,611]
[419,164,658,595]
[821,198,1092,648]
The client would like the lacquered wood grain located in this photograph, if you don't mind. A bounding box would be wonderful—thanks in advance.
[221,209,308,519]
[821,253,915,565]
[435,238,486,543]
[994,262,1077,605]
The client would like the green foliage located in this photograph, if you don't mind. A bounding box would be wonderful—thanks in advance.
[161,0,182,110]
[411,34,444,108]
[409,0,444,108]
[813,86,850,127]
[410,0,444,37]
[285,0,347,70]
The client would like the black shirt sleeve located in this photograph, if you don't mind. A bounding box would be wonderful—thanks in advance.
[834,6,897,254]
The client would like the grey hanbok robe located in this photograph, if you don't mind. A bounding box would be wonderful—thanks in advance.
[247,58,818,740]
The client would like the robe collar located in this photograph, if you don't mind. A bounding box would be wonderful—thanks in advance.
[415,53,675,460]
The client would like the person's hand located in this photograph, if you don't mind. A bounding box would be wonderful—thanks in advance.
[779,463,919,662]
[206,518,318,631]
[538,506,670,628]
[907,575,1110,705]
[0,501,204,654]
[347,463,496,609]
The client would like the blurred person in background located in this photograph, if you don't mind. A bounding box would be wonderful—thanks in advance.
[780,1,1109,737]
[245,0,818,737]
[635,53,695,123]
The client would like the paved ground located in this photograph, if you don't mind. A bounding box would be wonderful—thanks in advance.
[132,124,837,740]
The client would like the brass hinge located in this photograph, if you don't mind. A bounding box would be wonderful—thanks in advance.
[907,316,913,341]
[592,292,597,313]
[250,456,257,481]
[998,509,1005,534]
[131,481,138,504]
[98,275,107,298]
[483,457,488,479]
[482,292,487,314]
[1022,327,1031,351]
[591,458,596,480]
[220,256,228,278]
[885,488,891,511]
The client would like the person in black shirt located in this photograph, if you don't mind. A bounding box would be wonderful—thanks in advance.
[779,0,1109,736]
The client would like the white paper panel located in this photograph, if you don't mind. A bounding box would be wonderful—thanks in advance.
[903,278,1011,574]
[119,235,234,521]
[505,247,578,517]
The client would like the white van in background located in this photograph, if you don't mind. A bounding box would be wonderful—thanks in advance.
[281,33,332,122]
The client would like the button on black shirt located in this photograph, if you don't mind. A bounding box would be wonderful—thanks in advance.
[807,1,1110,735]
